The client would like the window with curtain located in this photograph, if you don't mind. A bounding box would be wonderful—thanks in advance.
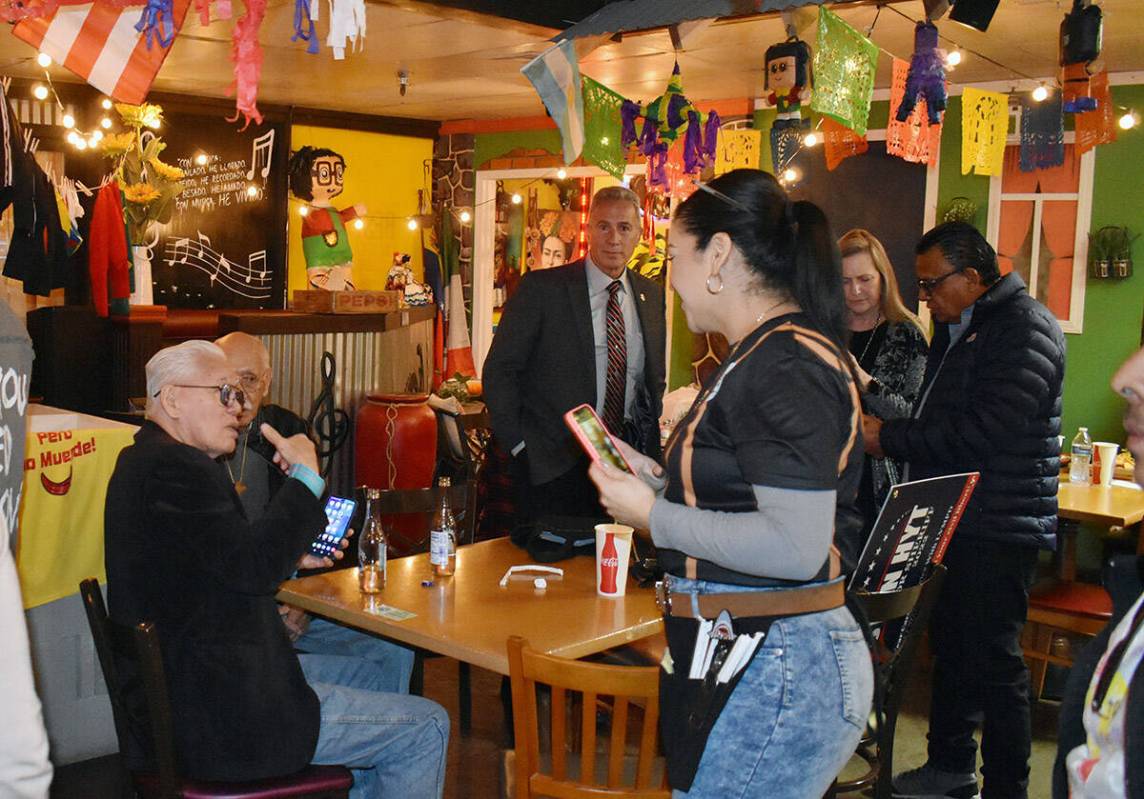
[986,137,1094,334]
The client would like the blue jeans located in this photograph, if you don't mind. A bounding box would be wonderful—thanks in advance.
[300,653,449,799]
[295,617,415,694]
[667,578,873,798]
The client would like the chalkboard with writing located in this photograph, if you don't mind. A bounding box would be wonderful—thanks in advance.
[148,112,288,310]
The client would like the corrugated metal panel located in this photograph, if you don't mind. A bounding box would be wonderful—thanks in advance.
[262,319,433,495]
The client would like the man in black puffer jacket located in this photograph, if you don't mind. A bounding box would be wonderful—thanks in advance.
[864,222,1065,799]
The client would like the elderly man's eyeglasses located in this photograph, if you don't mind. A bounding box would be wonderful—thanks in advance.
[154,384,246,408]
[917,269,963,293]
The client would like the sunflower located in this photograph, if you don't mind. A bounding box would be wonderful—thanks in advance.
[123,183,161,204]
[116,102,164,130]
[149,159,185,182]
[99,132,136,156]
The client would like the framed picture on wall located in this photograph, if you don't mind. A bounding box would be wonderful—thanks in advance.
[526,209,578,271]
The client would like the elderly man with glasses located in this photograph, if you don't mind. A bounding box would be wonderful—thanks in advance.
[863,222,1066,799]
[105,340,448,797]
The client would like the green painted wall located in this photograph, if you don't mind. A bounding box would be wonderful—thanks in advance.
[473,129,561,169]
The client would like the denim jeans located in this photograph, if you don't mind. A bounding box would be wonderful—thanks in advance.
[300,653,449,799]
[667,577,873,798]
[295,617,415,694]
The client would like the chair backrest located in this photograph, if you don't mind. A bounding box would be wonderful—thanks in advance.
[458,407,492,482]
[79,578,181,799]
[835,564,947,799]
[507,635,669,799]
[372,481,476,555]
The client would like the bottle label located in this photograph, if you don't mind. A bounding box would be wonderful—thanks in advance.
[430,529,448,566]
[600,533,619,594]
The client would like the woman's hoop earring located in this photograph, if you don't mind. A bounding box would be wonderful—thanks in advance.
[705,273,724,295]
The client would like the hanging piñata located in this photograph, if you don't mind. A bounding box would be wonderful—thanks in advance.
[764,38,813,174]
[620,62,719,189]
[895,21,946,125]
[1060,0,1103,113]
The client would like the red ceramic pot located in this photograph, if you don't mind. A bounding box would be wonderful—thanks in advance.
[355,393,438,490]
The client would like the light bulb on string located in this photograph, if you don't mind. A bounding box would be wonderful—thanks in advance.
[86,135,98,149]
[32,84,48,101]
[62,113,75,129]
[36,52,52,68]
[782,167,799,184]
[66,130,79,146]
[353,218,364,230]
[90,130,103,142]
[101,98,112,110]
[556,168,567,180]
[298,206,310,217]
[1032,84,1049,103]
[407,218,419,231]
[1119,111,1139,130]
[459,209,472,223]
[100,116,112,129]
[194,152,208,166]
[74,137,87,151]
[944,50,962,68]
[803,132,819,147]
[245,185,258,198]
[511,193,522,205]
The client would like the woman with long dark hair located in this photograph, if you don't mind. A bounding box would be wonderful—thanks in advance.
[590,169,871,796]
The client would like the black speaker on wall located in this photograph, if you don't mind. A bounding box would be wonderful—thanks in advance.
[949,0,1001,31]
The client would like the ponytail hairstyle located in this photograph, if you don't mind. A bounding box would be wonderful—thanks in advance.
[287,146,345,202]
[673,169,850,356]
[838,228,928,339]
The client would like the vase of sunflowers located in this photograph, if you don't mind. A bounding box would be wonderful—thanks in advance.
[100,103,185,304]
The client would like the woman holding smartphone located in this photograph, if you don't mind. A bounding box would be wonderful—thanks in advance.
[589,169,871,797]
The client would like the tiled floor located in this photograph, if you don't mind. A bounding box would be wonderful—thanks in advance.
[50,652,1065,799]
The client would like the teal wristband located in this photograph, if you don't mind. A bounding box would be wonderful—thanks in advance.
[287,463,325,498]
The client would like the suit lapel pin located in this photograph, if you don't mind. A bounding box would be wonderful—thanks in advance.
[640,292,646,302]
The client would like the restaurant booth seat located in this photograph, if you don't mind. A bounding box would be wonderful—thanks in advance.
[504,635,669,799]
[79,579,353,799]
[829,565,947,799]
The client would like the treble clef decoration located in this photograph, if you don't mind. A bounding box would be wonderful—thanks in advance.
[307,352,350,478]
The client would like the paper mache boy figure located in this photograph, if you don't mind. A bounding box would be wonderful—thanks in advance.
[288,146,366,291]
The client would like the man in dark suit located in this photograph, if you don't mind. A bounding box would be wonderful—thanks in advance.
[105,340,448,796]
[483,185,666,520]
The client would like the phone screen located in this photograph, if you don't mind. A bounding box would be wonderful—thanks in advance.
[310,496,357,558]
[570,406,633,473]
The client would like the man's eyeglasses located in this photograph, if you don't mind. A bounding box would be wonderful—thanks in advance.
[154,384,246,408]
[917,269,963,293]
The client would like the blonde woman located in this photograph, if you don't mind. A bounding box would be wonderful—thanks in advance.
[839,229,929,533]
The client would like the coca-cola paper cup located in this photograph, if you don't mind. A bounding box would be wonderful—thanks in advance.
[595,523,633,597]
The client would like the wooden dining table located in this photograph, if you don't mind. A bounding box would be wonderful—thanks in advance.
[277,537,664,676]
[1054,478,1144,581]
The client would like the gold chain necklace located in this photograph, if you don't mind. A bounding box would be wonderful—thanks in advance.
[226,427,250,495]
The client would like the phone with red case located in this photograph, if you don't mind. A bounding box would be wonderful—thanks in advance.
[563,404,634,474]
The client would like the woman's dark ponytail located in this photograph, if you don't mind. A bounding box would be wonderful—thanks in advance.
[788,200,849,355]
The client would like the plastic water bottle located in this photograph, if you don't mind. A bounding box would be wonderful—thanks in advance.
[430,477,457,577]
[358,488,386,593]
[1069,427,1093,485]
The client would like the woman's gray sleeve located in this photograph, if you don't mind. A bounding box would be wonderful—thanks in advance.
[648,485,836,581]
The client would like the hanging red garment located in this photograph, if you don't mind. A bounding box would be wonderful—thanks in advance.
[87,181,131,317]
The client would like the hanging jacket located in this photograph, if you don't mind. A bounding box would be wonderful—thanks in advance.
[87,182,131,317]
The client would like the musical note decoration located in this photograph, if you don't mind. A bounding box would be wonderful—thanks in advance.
[164,231,272,299]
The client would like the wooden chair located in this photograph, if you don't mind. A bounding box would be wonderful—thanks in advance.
[506,635,668,799]
[1021,520,1113,700]
[78,579,352,799]
[829,565,948,799]
[372,482,476,730]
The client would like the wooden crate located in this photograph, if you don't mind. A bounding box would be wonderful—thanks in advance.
[291,290,403,314]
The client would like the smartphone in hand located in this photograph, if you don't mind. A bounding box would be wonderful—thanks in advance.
[563,404,634,474]
[310,496,357,558]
